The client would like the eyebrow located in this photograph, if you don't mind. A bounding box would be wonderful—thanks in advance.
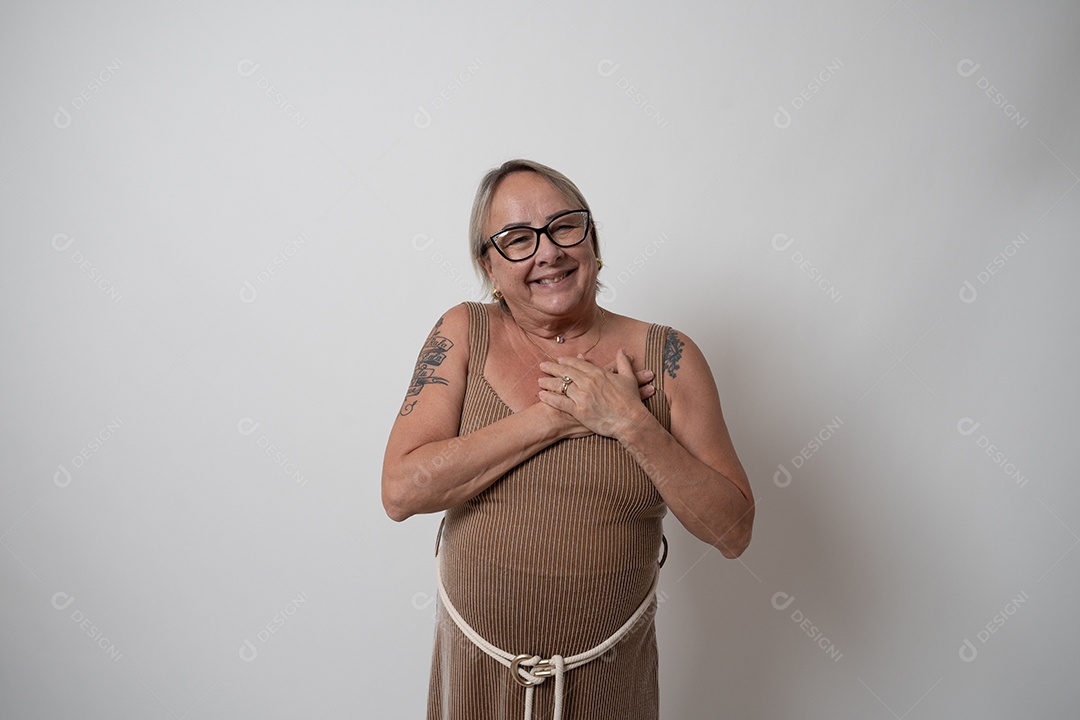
[494,209,577,233]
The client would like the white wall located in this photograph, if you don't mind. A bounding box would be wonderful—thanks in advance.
[2,1,1078,717]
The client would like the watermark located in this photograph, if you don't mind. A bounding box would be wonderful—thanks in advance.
[413,58,483,129]
[47,233,122,303]
[596,60,669,129]
[237,417,307,487]
[771,233,842,303]
[957,59,1029,130]
[773,57,843,129]
[600,233,670,303]
[771,591,843,662]
[51,592,123,662]
[54,58,124,129]
[237,59,309,129]
[956,417,1028,487]
[54,416,124,488]
[410,437,464,489]
[957,232,1030,303]
[958,590,1029,662]
[410,234,481,298]
[238,233,310,303]
[238,590,309,662]
[774,416,843,487]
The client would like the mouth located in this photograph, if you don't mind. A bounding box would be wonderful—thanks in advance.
[531,269,574,286]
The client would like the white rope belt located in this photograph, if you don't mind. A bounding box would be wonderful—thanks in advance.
[434,560,658,720]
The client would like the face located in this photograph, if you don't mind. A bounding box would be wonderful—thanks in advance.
[481,171,597,318]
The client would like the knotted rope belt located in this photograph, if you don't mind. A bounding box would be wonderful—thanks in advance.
[434,522,666,720]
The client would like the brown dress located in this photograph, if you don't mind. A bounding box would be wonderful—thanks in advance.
[429,301,671,719]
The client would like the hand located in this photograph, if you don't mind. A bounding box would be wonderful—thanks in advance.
[537,350,650,439]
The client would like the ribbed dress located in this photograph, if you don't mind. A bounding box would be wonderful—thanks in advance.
[428,301,671,720]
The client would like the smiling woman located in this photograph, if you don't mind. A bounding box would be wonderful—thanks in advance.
[381,159,754,720]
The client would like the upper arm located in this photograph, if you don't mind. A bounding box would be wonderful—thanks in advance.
[663,328,752,503]
[383,304,471,464]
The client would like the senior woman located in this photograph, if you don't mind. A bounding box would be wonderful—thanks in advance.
[382,159,753,720]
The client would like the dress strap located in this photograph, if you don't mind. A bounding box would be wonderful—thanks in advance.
[462,301,490,378]
[643,324,672,432]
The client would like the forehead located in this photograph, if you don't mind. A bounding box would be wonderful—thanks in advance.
[487,172,574,228]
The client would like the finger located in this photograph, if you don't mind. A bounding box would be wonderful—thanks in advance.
[638,383,655,400]
[537,375,574,393]
[614,349,635,376]
[538,390,575,412]
[636,369,655,385]
[555,355,600,374]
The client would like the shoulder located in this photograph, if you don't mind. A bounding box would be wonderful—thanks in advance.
[653,326,716,399]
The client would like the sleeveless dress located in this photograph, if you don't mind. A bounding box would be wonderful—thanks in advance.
[428,301,671,720]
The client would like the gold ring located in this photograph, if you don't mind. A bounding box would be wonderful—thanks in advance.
[560,376,573,395]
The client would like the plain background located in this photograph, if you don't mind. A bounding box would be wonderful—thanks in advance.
[2,1,1078,718]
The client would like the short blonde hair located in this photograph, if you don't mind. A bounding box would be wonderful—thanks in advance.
[469,159,600,298]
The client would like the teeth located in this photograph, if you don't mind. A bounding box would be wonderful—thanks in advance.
[536,272,569,285]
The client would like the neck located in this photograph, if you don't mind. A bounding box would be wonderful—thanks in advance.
[504,301,601,340]
[502,301,605,358]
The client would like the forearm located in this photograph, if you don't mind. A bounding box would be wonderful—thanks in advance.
[383,405,567,521]
[616,410,754,557]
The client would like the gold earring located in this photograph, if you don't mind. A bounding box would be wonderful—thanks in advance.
[491,288,503,301]
[596,259,604,270]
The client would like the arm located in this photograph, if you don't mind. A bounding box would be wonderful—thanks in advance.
[381,304,591,522]
[538,331,754,557]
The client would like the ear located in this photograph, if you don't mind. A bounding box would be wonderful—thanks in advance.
[479,253,495,282]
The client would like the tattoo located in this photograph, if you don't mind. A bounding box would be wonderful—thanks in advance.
[663,328,684,379]
[399,316,454,415]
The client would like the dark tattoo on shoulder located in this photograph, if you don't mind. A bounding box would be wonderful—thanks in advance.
[399,316,454,416]
[663,328,684,379]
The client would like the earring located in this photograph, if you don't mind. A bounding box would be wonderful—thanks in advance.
[596,259,604,270]
[491,288,503,301]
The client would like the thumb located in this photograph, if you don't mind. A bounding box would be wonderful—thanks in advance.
[614,349,634,375]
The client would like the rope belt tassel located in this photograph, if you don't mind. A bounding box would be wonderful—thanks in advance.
[434,560,658,720]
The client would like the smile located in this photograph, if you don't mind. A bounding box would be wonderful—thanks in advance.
[532,270,574,286]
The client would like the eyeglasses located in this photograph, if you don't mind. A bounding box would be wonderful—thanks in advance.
[488,210,591,262]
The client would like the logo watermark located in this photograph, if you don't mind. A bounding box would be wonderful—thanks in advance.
[773,58,844,129]
[51,592,123,662]
[956,417,1027,487]
[600,233,670,303]
[957,232,1029,303]
[771,233,842,303]
[957,59,1029,130]
[47,233,122,303]
[411,234,481,298]
[772,591,843,662]
[54,58,124,129]
[238,590,309,662]
[413,58,483,129]
[958,590,1029,662]
[237,59,309,129]
[238,233,310,303]
[774,416,843,487]
[54,416,124,488]
[237,417,307,487]
[597,60,669,129]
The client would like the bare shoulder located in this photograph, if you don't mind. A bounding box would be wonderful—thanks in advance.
[395,303,471,419]
[656,327,719,407]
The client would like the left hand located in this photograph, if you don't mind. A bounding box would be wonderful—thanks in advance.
[537,350,648,439]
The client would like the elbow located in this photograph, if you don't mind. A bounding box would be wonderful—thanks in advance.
[381,468,417,523]
[715,531,751,558]
[714,502,754,558]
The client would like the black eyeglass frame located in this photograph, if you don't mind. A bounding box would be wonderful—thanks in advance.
[487,210,592,262]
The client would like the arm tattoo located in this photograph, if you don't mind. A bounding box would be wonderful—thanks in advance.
[399,316,454,416]
[663,328,684,379]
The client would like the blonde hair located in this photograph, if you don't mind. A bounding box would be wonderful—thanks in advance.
[469,159,600,298]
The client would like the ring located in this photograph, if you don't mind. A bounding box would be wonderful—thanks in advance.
[560,376,573,395]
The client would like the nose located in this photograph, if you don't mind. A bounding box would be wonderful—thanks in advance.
[533,230,565,264]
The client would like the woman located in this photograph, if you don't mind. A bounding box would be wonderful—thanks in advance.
[382,159,753,719]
